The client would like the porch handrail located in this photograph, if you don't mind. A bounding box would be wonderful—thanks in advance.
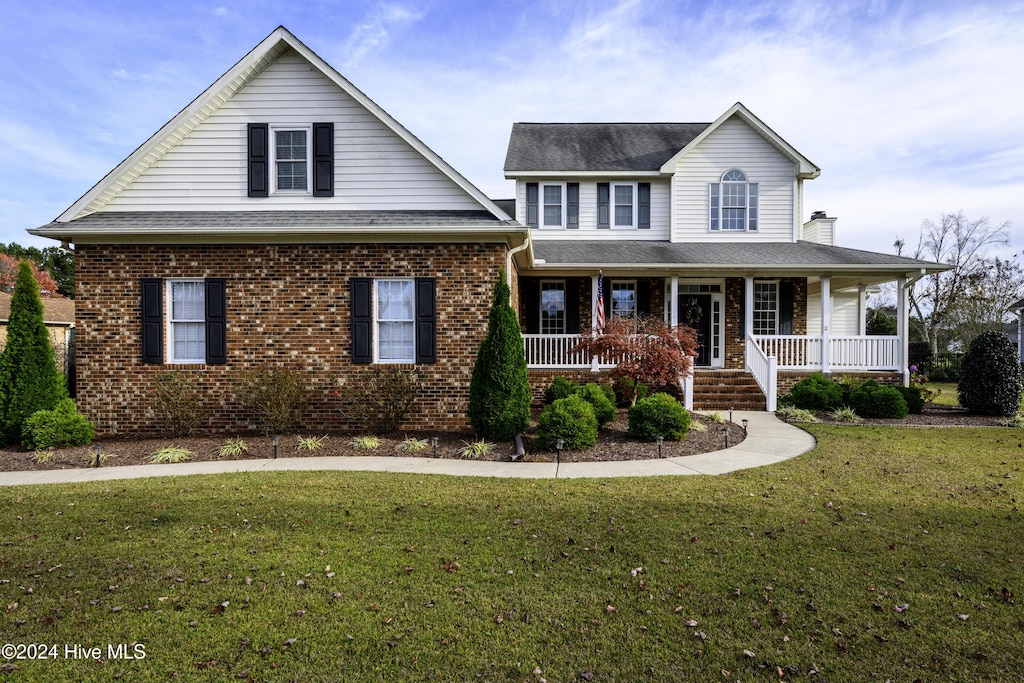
[754,335,899,371]
[746,336,778,411]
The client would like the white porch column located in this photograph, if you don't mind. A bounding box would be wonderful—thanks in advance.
[858,285,867,336]
[820,276,831,374]
[670,276,679,327]
[897,276,909,386]
[744,276,754,371]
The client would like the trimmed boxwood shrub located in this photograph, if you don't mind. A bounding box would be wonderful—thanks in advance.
[895,384,925,414]
[576,383,616,428]
[783,372,843,412]
[544,376,579,405]
[848,380,908,419]
[958,331,1022,416]
[628,393,690,441]
[536,395,598,451]
[22,398,95,450]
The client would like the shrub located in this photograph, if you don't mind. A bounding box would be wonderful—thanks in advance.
[152,371,204,437]
[848,380,908,419]
[895,385,924,414]
[612,377,648,407]
[458,440,495,458]
[0,261,68,445]
[467,273,532,441]
[234,366,310,434]
[297,435,327,451]
[397,437,430,453]
[351,436,381,450]
[148,447,192,464]
[958,331,1022,416]
[544,376,579,404]
[775,405,820,423]
[349,368,421,434]
[828,406,862,423]
[628,393,690,441]
[218,438,249,459]
[576,383,616,428]
[783,372,843,412]
[536,395,598,451]
[21,399,95,450]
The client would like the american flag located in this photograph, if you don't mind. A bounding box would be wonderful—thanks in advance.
[595,273,605,333]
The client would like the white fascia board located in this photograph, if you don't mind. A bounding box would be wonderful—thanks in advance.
[55,27,511,224]
[504,171,664,179]
[658,102,821,179]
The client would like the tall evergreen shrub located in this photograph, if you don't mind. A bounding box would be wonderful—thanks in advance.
[0,261,67,444]
[468,272,532,441]
[958,331,1022,416]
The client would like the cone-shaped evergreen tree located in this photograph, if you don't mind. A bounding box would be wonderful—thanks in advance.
[468,271,531,440]
[0,261,67,444]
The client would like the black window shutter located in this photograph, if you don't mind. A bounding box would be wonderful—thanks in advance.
[597,183,610,229]
[638,183,651,229]
[779,281,794,335]
[525,183,538,228]
[312,122,334,197]
[565,278,580,333]
[205,278,227,365]
[638,280,652,317]
[247,123,269,197]
[351,278,373,364]
[567,183,579,229]
[521,278,539,334]
[415,278,437,364]
[141,278,163,364]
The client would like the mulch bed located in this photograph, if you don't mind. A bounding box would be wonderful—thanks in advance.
[0,404,1012,475]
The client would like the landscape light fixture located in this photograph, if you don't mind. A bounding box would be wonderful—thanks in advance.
[555,439,565,466]
[92,443,103,468]
[742,419,748,433]
[430,436,439,458]
[729,406,734,423]
[722,426,730,448]
[656,435,664,458]
[272,435,279,459]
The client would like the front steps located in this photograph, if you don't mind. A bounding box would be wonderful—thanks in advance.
[692,370,766,411]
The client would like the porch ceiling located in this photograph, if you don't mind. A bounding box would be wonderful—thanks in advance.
[529,240,947,279]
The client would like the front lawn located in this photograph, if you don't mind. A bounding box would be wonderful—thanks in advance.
[926,382,1024,411]
[1,426,1022,681]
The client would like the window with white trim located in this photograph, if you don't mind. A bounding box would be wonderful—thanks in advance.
[168,280,206,363]
[612,182,637,228]
[375,279,416,363]
[540,281,566,334]
[753,281,778,335]
[709,169,758,231]
[610,281,637,318]
[273,128,310,192]
[541,183,566,228]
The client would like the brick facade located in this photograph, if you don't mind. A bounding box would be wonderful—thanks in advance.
[724,277,807,370]
[76,243,507,436]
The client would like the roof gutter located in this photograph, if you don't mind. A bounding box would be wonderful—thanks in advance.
[506,234,530,287]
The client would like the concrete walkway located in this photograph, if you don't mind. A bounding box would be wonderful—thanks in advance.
[0,411,815,487]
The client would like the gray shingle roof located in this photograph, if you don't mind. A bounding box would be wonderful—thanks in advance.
[33,210,509,233]
[532,240,946,270]
[503,123,710,172]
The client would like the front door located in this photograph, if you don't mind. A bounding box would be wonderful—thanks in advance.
[680,294,712,366]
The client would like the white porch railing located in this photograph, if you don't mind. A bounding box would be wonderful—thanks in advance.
[745,337,778,412]
[754,335,899,371]
[521,334,617,369]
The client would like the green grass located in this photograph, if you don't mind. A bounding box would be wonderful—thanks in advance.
[927,382,1024,411]
[2,426,1023,681]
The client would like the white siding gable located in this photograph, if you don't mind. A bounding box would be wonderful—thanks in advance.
[669,117,798,242]
[103,49,483,212]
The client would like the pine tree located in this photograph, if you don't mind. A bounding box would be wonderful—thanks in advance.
[0,261,68,444]
[467,271,531,441]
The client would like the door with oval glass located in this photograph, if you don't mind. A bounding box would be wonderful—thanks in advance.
[680,294,712,366]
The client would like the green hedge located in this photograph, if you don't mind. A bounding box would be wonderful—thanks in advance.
[628,393,690,441]
[536,395,598,451]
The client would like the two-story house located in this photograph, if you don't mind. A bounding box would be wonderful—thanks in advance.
[504,107,945,410]
[29,26,942,435]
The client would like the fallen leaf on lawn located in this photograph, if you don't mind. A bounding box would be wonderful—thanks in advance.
[685,619,698,627]
[957,614,969,621]
[283,638,297,647]
[893,604,908,613]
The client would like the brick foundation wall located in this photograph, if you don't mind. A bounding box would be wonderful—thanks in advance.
[75,243,507,436]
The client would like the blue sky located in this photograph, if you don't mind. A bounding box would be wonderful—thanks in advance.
[2,0,1021,256]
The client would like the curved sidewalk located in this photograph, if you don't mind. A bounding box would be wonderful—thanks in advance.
[0,411,815,487]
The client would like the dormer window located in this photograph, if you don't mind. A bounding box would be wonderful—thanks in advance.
[709,169,758,231]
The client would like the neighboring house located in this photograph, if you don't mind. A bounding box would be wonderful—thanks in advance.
[0,292,75,375]
[503,107,946,409]
[30,26,944,435]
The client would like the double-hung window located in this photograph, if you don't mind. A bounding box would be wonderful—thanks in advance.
[169,281,206,363]
[140,278,227,365]
[610,281,637,318]
[709,169,758,231]
[542,183,565,228]
[753,281,778,336]
[540,281,566,334]
[273,128,310,192]
[612,183,636,228]
[375,279,416,363]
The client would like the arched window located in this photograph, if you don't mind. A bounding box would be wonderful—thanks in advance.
[709,169,758,231]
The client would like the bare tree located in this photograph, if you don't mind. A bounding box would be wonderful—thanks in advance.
[895,211,1017,356]
[943,256,1024,351]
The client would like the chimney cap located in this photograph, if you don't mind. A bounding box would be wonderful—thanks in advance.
[810,210,828,220]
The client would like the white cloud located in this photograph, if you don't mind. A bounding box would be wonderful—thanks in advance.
[342,4,423,68]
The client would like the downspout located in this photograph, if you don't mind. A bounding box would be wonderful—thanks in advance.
[506,235,530,288]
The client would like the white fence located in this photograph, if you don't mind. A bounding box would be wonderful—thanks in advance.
[754,335,899,371]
